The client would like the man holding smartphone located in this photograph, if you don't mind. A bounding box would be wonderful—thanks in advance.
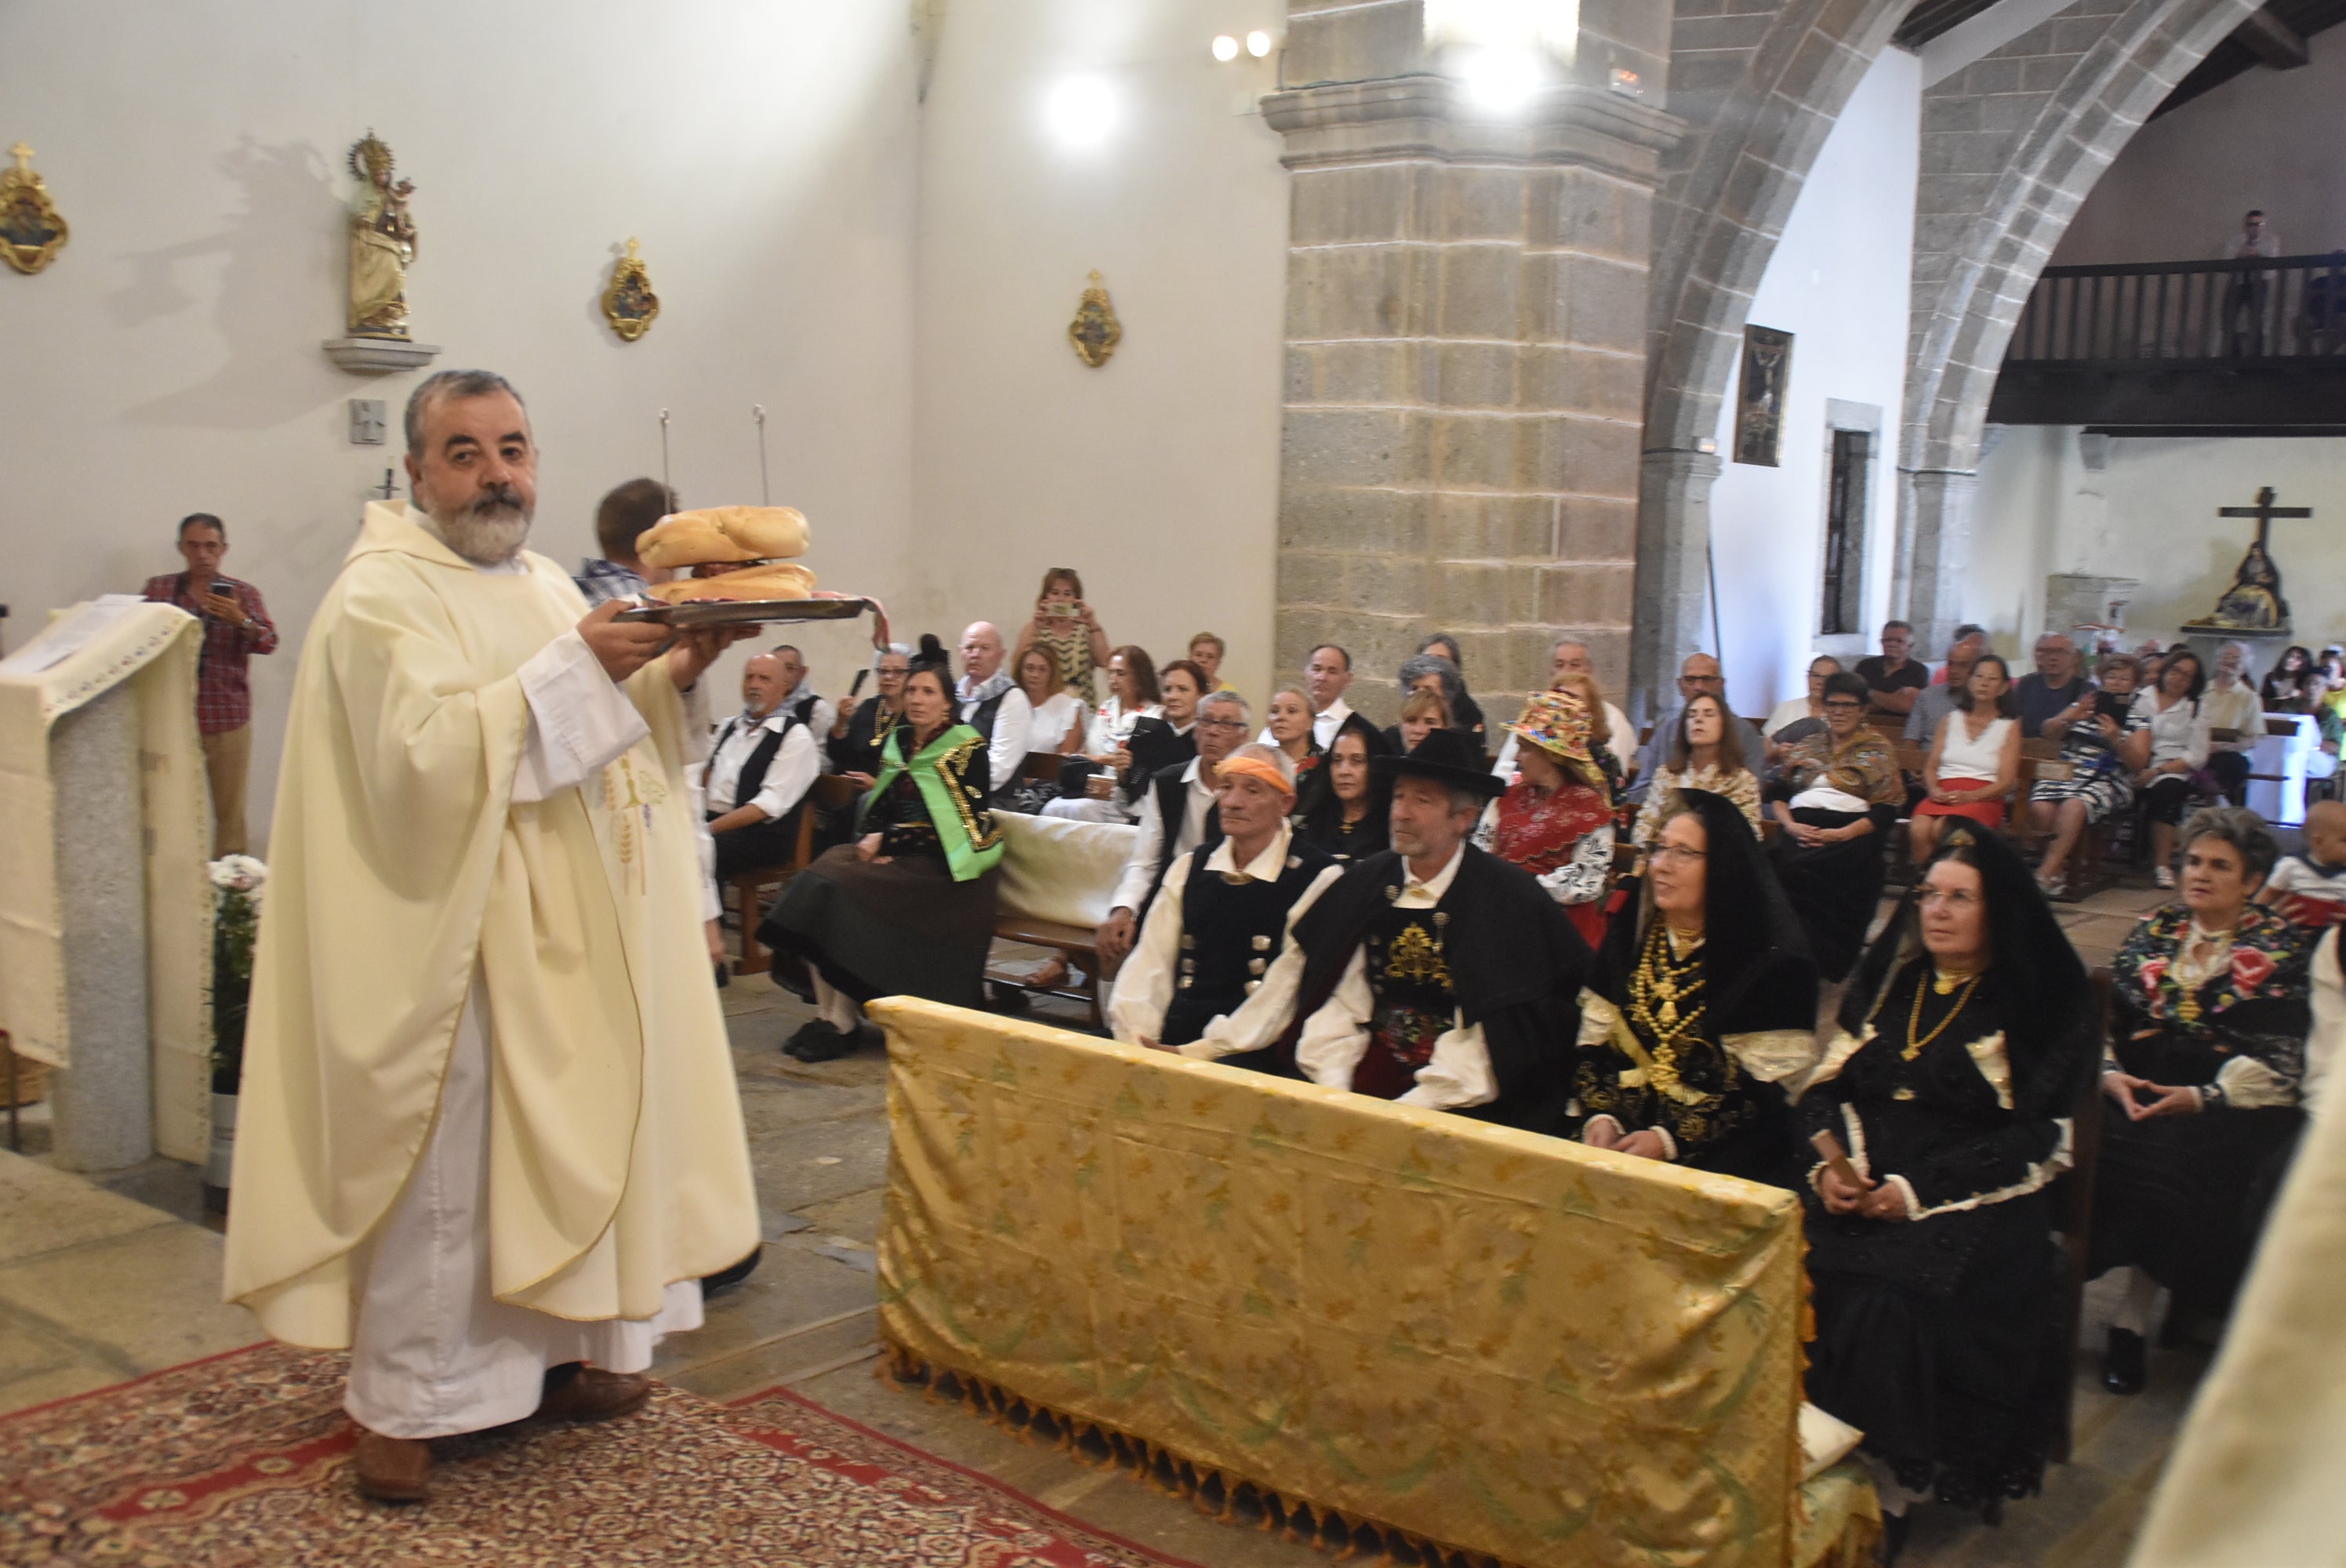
[143,512,279,854]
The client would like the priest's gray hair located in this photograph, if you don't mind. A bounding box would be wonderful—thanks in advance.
[405,368,527,452]
[1199,690,1250,723]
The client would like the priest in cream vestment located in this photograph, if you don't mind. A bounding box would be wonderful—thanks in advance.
[223,370,759,1501]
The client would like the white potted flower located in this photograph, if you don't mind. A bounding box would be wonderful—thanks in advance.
[205,855,266,1196]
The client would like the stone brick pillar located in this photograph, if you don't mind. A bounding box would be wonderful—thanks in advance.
[1263,1,1680,724]
[1898,467,1976,652]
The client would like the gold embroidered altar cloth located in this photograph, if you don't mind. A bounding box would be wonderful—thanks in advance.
[871,998,1837,1568]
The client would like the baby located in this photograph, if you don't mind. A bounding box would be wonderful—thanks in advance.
[2264,799,2346,927]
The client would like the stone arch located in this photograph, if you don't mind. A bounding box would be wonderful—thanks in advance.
[1894,0,2262,642]
[1630,0,1908,715]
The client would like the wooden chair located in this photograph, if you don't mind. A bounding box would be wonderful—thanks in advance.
[724,774,862,975]
[990,913,1117,1030]
[2050,968,2114,1465]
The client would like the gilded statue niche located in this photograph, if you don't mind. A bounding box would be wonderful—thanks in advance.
[1,143,69,276]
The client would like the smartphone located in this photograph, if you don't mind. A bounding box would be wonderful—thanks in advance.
[2095,691,2132,724]
[848,669,870,699]
[1046,601,1076,617]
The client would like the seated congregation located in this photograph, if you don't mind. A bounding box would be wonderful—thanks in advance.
[694,564,2344,1555]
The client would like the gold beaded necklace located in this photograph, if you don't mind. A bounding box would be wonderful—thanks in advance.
[1904,969,1984,1061]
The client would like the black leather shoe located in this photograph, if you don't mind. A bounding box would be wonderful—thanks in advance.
[786,1020,859,1062]
[2102,1327,2147,1395]
[699,1244,762,1300]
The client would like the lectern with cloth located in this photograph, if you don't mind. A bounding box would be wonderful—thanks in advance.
[0,597,212,1170]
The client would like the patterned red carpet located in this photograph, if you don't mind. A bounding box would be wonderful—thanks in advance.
[0,1343,1204,1566]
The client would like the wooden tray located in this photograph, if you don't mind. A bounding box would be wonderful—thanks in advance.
[614,597,873,627]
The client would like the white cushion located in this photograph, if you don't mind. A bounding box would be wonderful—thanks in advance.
[994,811,1136,929]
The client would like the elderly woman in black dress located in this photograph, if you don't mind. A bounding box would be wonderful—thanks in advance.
[762,644,1004,1062]
[2091,806,2316,1395]
[1799,822,2095,1547]
[1767,671,1905,981]
[1292,711,1391,863]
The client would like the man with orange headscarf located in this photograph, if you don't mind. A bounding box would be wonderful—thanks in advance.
[1108,743,1342,1055]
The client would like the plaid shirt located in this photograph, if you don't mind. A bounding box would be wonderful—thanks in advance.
[575,557,648,606]
[142,573,278,734]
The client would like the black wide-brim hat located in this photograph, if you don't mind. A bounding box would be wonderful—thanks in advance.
[1371,727,1505,799]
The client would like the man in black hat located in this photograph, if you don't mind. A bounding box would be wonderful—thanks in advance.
[1232,728,1591,1130]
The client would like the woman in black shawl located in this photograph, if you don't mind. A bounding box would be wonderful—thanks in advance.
[1292,711,1393,863]
[1572,789,1818,1186]
[1799,821,2095,1543]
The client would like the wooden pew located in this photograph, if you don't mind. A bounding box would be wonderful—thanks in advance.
[724,773,862,975]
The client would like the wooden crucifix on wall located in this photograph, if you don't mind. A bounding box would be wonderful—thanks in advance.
[2183,485,2311,635]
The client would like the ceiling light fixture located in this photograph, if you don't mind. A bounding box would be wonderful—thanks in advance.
[1211,34,1240,61]
[1459,45,1544,112]
[1045,75,1118,147]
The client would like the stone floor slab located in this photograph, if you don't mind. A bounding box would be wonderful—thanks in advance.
[0,1223,260,1374]
[0,1149,179,1265]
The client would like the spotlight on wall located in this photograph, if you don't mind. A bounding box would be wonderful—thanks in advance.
[1045,75,1118,147]
[1458,45,1544,111]
[1245,29,1273,57]
[1211,34,1240,61]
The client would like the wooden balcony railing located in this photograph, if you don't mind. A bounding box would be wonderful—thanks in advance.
[2005,252,2346,367]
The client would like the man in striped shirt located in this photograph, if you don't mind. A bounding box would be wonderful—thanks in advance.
[143,512,278,854]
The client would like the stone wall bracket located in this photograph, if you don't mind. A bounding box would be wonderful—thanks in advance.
[323,336,441,376]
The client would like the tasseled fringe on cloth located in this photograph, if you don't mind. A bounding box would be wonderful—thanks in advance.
[881,1343,1522,1568]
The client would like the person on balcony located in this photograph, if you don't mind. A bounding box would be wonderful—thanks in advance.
[2219,209,2279,356]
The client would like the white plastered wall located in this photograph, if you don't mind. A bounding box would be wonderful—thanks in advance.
[0,0,922,850]
[1970,428,2346,659]
[1705,48,1922,715]
[908,0,1292,702]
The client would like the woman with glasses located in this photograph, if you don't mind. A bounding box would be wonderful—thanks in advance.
[1801,822,2095,1540]
[827,643,913,786]
[2090,807,2315,1396]
[1767,672,1905,982]
[1571,789,1817,1185]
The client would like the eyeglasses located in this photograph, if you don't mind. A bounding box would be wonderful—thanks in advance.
[1919,889,1981,909]
[1650,844,1707,865]
[1196,717,1248,731]
[1821,699,1864,711]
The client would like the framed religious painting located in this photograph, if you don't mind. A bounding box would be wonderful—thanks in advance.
[1733,325,1792,467]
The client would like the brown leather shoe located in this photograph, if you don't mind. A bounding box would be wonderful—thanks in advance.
[533,1365,652,1423]
[352,1429,431,1503]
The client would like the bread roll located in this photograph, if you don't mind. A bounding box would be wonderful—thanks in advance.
[636,506,809,567]
[645,561,818,604]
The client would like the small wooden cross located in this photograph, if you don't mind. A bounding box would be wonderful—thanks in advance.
[2218,486,2312,553]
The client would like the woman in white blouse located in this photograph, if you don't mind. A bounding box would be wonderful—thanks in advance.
[2137,648,2215,887]
[1909,653,2021,864]
[1081,645,1162,760]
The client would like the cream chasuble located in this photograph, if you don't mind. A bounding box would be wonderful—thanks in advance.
[223,503,758,1349]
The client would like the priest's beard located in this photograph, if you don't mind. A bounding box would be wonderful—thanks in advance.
[424,483,533,566]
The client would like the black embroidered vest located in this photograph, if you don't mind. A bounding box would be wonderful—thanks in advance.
[708,712,801,818]
[1353,895,1462,1100]
[1160,840,1331,1047]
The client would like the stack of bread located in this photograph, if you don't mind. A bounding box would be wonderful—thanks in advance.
[635,506,817,603]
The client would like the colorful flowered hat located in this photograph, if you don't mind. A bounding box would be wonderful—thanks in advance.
[1505,689,1594,765]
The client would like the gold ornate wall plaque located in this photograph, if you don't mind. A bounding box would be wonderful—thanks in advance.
[1,143,69,275]
[602,238,659,341]
[1068,270,1121,367]
[346,131,417,338]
